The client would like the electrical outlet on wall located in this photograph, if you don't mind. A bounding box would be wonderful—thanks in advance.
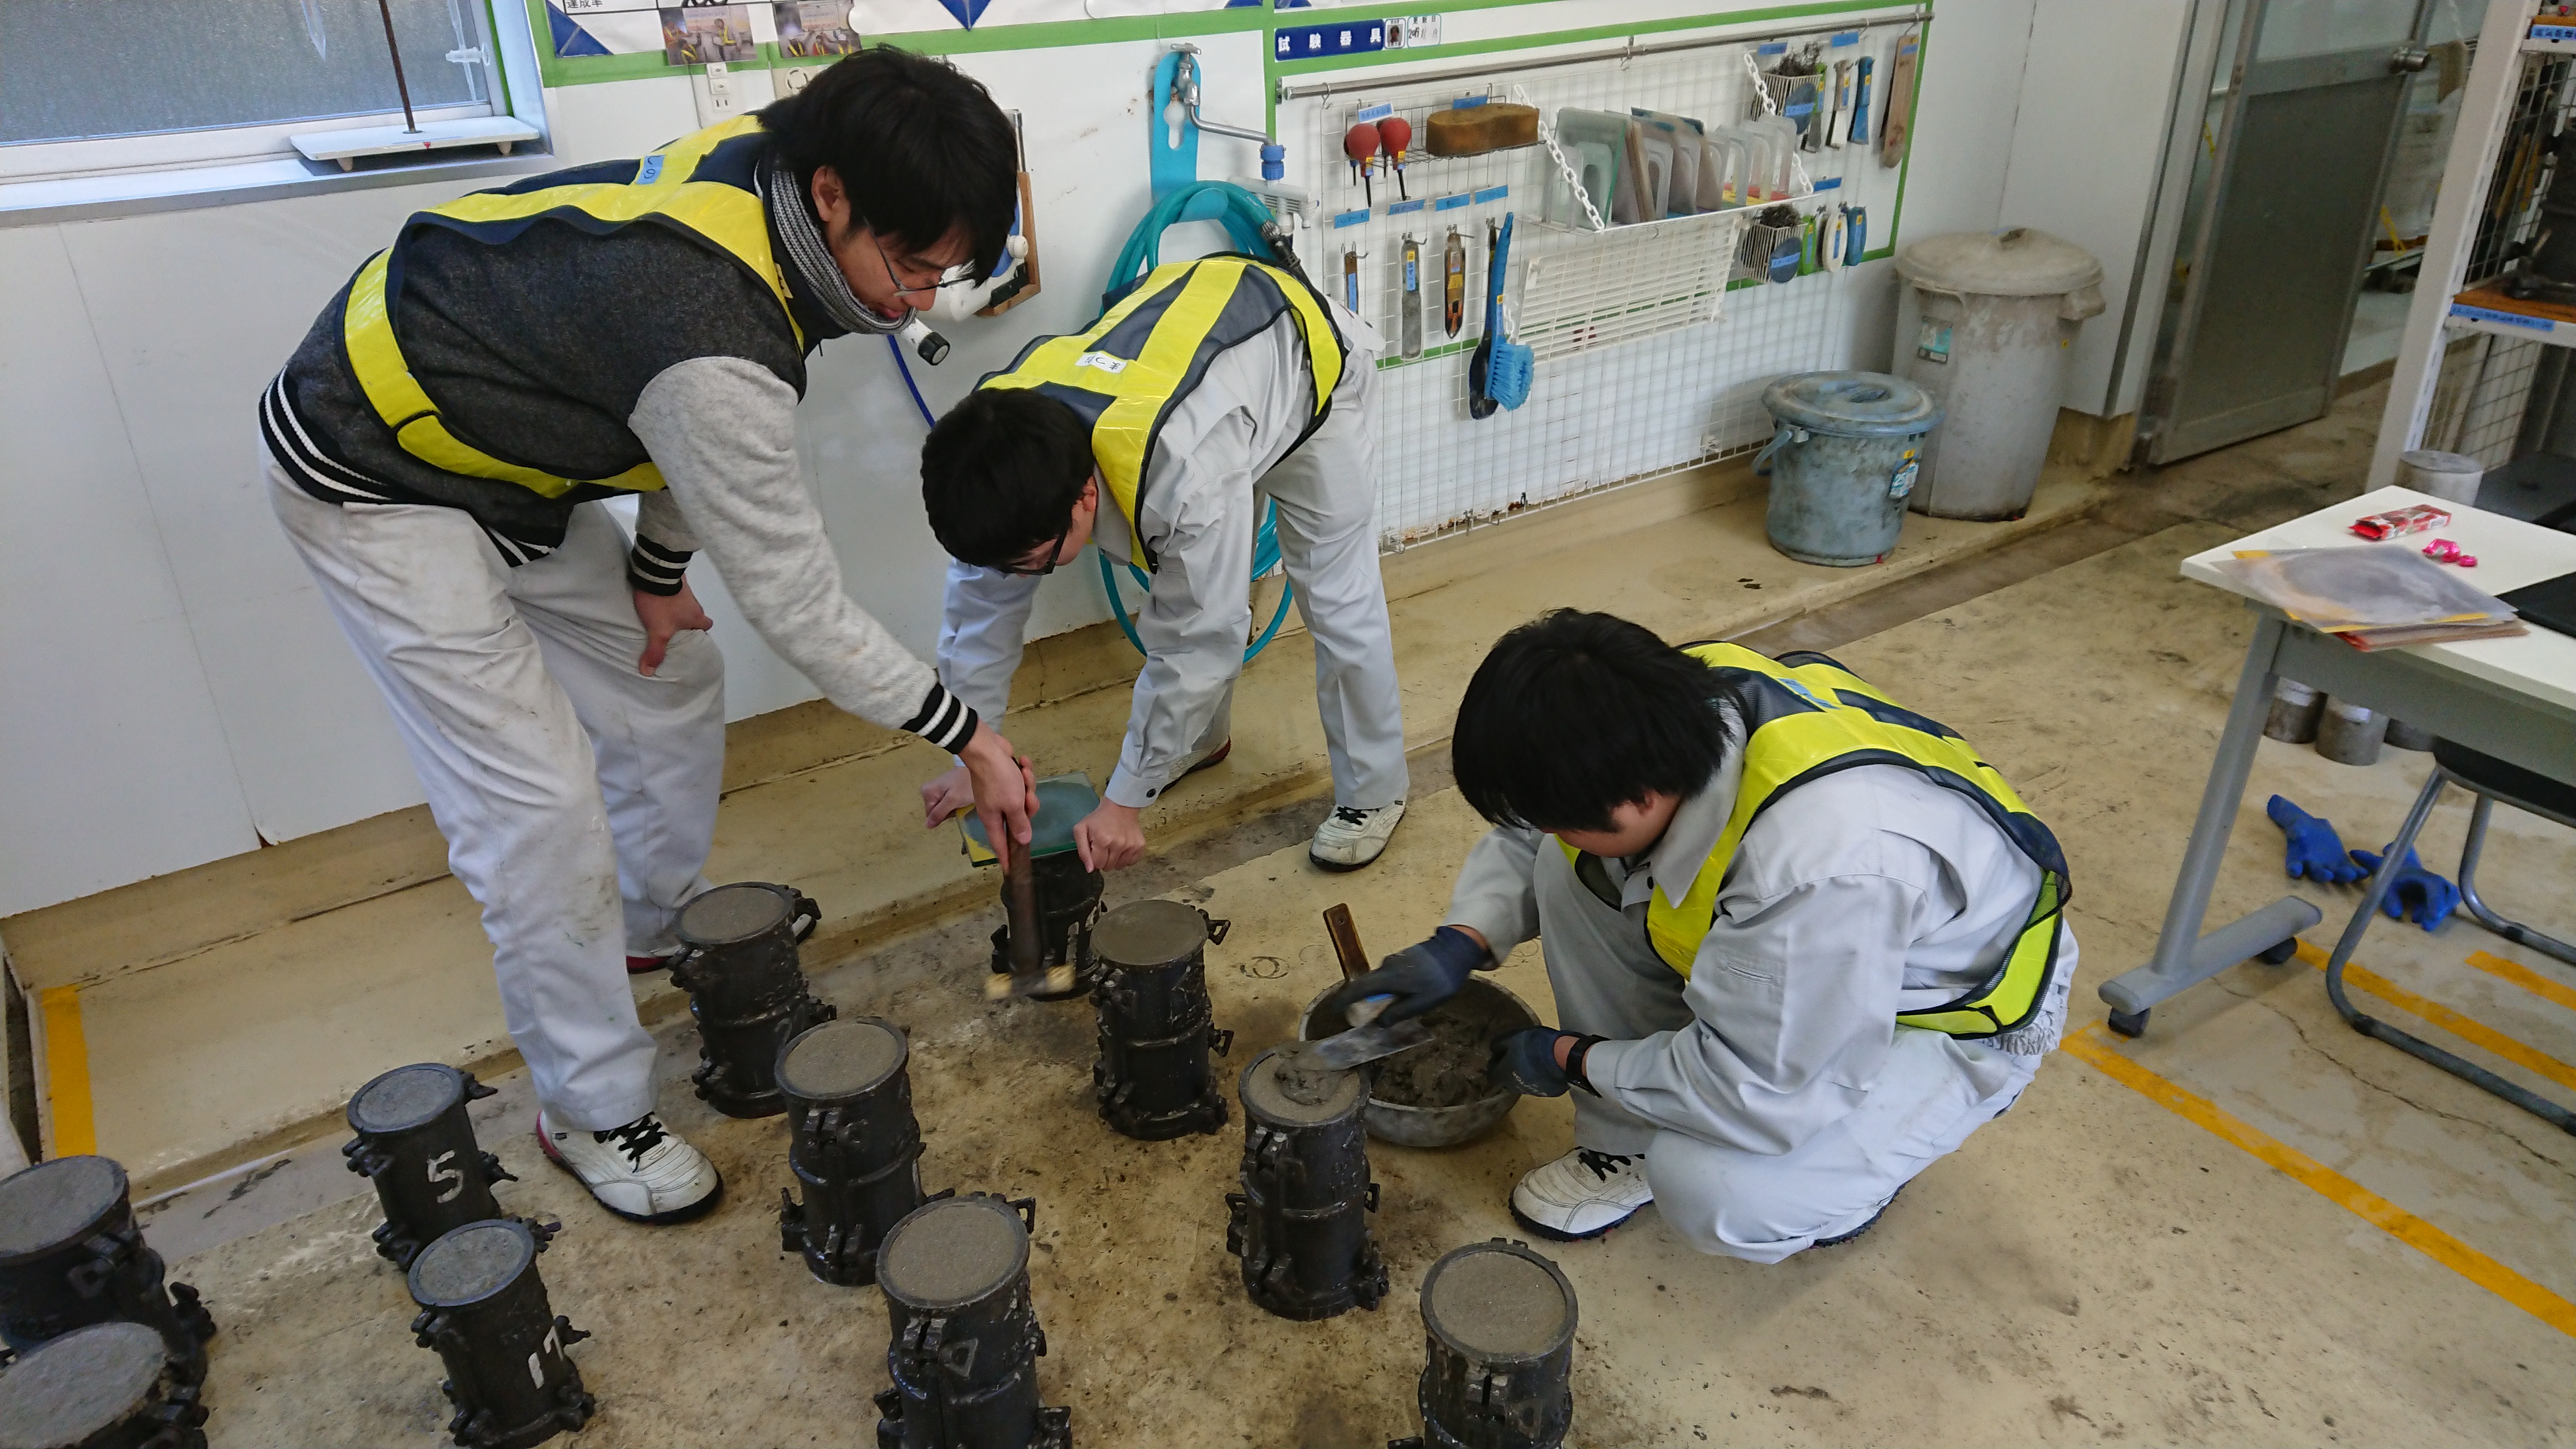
[694,60,741,127]
[778,64,828,95]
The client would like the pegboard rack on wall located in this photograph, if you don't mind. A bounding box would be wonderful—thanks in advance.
[1273,10,1925,549]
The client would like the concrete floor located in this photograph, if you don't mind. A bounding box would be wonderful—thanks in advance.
[120,386,2576,1446]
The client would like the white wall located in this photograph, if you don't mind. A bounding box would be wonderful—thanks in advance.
[0,0,2082,915]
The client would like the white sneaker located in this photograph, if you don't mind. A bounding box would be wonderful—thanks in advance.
[1510,1148,1652,1240]
[1309,800,1405,871]
[536,1110,724,1225]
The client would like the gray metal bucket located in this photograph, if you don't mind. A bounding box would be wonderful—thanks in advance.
[1758,371,1943,566]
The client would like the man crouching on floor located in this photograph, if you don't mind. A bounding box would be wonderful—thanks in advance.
[1321,609,2077,1257]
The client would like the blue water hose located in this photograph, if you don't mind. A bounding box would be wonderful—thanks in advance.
[890,335,1295,663]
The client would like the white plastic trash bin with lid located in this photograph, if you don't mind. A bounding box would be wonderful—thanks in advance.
[1894,227,2106,520]
[1757,371,1943,567]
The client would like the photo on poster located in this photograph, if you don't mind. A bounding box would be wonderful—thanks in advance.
[661,3,759,64]
[775,2,858,57]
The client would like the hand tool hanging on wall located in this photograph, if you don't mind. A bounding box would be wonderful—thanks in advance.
[1880,30,1921,167]
[1379,113,1412,201]
[344,1062,517,1269]
[1443,229,1466,337]
[1821,205,1849,273]
[1844,203,1868,264]
[1399,234,1425,359]
[1826,59,1850,148]
[1848,54,1874,148]
[1343,248,1364,320]
[1345,121,1381,207]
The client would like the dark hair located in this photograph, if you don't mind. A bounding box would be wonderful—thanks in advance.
[921,388,1096,567]
[1452,610,1734,832]
[759,48,1017,280]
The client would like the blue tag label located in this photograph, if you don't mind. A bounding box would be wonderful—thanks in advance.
[1830,29,1860,45]
[636,154,666,184]
[1471,184,1508,203]
[1814,176,1841,190]
[2535,23,2576,39]
[1355,102,1392,122]
[1786,102,1814,117]
[1388,198,1424,214]
[1277,21,1383,58]
[1434,193,1469,210]
[2452,303,2554,331]
[1332,208,1371,228]
[1755,41,1786,55]
[1451,95,1488,109]
[1404,260,1416,289]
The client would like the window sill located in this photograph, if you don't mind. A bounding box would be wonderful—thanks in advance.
[0,136,554,228]
[290,115,543,170]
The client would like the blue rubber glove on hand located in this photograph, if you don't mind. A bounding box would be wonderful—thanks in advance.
[1487,1027,1580,1098]
[2348,845,2460,930]
[2267,795,2366,885]
[1319,926,1486,1026]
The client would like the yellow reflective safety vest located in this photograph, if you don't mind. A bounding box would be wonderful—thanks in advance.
[338,114,797,498]
[976,256,1346,570]
[1559,643,2071,1039]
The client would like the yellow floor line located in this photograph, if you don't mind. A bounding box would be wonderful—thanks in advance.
[2058,1024,2576,1337]
[2291,940,2576,1094]
[2465,949,2576,1016]
[36,986,93,1157]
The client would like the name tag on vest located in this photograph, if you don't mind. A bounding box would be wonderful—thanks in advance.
[1075,351,1128,374]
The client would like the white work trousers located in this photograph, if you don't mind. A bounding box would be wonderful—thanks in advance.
[1530,845,2039,1263]
[268,456,723,1131]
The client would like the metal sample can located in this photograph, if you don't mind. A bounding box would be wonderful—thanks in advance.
[872,1193,1071,1449]
[344,1062,516,1269]
[1227,1047,1388,1321]
[1088,900,1234,1141]
[1397,1239,1578,1449]
[0,1320,208,1449]
[777,1017,928,1287]
[0,1156,214,1379]
[672,882,836,1118]
[986,851,1105,1002]
[407,1218,593,1449]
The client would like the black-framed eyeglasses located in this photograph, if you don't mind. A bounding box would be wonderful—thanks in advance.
[870,228,981,301]
[997,520,1074,578]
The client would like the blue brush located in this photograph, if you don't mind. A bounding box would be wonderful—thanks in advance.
[1479,213,1533,411]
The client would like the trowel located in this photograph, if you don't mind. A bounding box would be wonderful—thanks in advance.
[1296,904,1431,1069]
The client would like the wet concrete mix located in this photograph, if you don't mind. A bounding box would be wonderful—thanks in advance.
[1368,993,1524,1109]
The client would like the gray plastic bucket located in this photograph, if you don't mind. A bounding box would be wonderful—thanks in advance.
[1757,371,1943,566]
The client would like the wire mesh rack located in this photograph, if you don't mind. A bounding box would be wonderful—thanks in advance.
[2465,45,2573,288]
[1280,19,1917,548]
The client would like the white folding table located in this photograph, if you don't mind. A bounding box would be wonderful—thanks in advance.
[2097,487,2576,1085]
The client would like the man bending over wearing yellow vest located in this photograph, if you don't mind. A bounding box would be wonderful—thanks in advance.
[1325,610,2077,1255]
[917,255,1409,873]
[260,51,1040,1227]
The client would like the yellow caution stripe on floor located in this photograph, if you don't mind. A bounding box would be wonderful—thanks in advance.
[36,986,94,1157]
[2293,940,2576,1094]
[2464,949,2576,1016]
[2059,1023,2576,1338]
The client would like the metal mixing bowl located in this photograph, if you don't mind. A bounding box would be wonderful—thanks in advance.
[1298,977,1537,1148]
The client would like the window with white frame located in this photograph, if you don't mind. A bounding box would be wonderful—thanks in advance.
[0,0,536,187]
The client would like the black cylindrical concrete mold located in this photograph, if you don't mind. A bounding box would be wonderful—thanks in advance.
[408,1217,593,1449]
[671,882,836,1118]
[986,852,1105,1002]
[1088,900,1234,1141]
[777,1017,928,1287]
[0,1157,215,1379]
[1395,1239,1578,1449]
[871,1193,1071,1449]
[0,1320,208,1449]
[1225,1048,1387,1321]
[344,1062,517,1269]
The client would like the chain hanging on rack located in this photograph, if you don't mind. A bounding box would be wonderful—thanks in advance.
[1739,49,1814,197]
[1513,83,1607,232]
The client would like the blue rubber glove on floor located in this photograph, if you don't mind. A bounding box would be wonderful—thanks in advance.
[2267,795,2366,884]
[1318,926,1486,1025]
[2348,845,2460,930]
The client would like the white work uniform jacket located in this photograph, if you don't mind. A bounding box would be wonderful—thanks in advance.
[940,300,1393,810]
[1444,708,2076,1158]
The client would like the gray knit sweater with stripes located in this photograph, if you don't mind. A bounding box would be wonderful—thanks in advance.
[263,162,975,751]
